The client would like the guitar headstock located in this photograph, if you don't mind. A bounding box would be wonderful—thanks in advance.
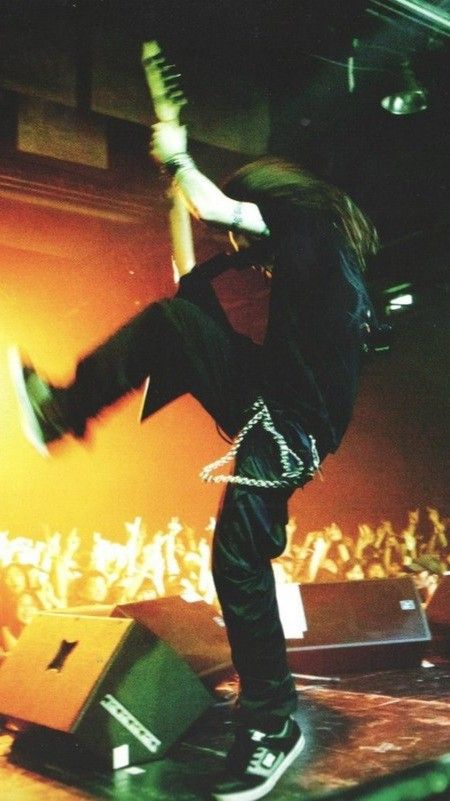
[142,40,187,124]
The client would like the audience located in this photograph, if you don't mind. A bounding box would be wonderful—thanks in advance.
[0,507,448,655]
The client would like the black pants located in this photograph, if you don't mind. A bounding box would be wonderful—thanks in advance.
[63,283,315,726]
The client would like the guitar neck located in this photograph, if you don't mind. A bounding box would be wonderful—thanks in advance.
[141,40,196,279]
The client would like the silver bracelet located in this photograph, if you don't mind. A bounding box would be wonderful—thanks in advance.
[165,153,196,177]
[231,201,243,230]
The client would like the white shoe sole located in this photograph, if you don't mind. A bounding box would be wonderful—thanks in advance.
[212,732,306,801]
[8,346,49,457]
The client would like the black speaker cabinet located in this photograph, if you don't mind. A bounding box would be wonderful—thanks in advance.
[112,597,233,686]
[284,577,431,675]
[426,575,450,658]
[0,613,212,768]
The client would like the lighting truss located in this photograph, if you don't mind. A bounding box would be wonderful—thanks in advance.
[367,0,450,38]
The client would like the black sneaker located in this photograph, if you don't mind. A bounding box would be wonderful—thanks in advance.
[212,717,305,801]
[8,346,67,456]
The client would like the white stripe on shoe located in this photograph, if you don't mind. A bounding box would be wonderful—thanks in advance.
[8,346,50,457]
[212,732,305,801]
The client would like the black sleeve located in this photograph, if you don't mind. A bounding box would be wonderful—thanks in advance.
[178,241,271,293]
[178,253,233,287]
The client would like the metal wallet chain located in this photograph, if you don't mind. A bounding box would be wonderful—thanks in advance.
[199,396,321,489]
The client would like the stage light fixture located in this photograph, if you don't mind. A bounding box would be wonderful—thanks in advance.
[386,293,414,313]
[384,284,415,314]
[381,60,428,115]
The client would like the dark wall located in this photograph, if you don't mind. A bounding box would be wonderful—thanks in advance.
[290,289,449,535]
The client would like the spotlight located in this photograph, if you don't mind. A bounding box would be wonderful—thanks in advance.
[384,284,415,314]
[387,293,414,311]
[381,61,428,115]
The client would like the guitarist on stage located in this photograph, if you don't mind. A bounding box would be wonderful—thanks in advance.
[9,119,379,800]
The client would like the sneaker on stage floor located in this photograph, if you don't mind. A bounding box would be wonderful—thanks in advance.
[8,346,67,456]
[212,717,305,801]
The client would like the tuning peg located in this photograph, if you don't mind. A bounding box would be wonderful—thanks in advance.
[168,89,187,104]
[164,78,183,92]
[163,69,181,79]
[142,53,165,68]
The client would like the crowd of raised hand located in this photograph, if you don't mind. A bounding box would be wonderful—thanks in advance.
[272,508,448,592]
[0,507,448,655]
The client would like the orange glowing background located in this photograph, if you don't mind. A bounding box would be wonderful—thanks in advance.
[0,192,230,540]
[0,188,448,545]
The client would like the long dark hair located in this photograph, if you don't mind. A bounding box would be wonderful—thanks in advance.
[223,157,379,271]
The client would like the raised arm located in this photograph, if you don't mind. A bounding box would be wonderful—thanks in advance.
[151,123,269,236]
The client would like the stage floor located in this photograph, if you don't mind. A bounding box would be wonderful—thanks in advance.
[1,656,450,801]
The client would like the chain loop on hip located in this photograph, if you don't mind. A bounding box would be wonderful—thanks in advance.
[199,396,320,489]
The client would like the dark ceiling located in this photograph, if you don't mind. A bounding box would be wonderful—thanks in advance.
[0,0,449,289]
